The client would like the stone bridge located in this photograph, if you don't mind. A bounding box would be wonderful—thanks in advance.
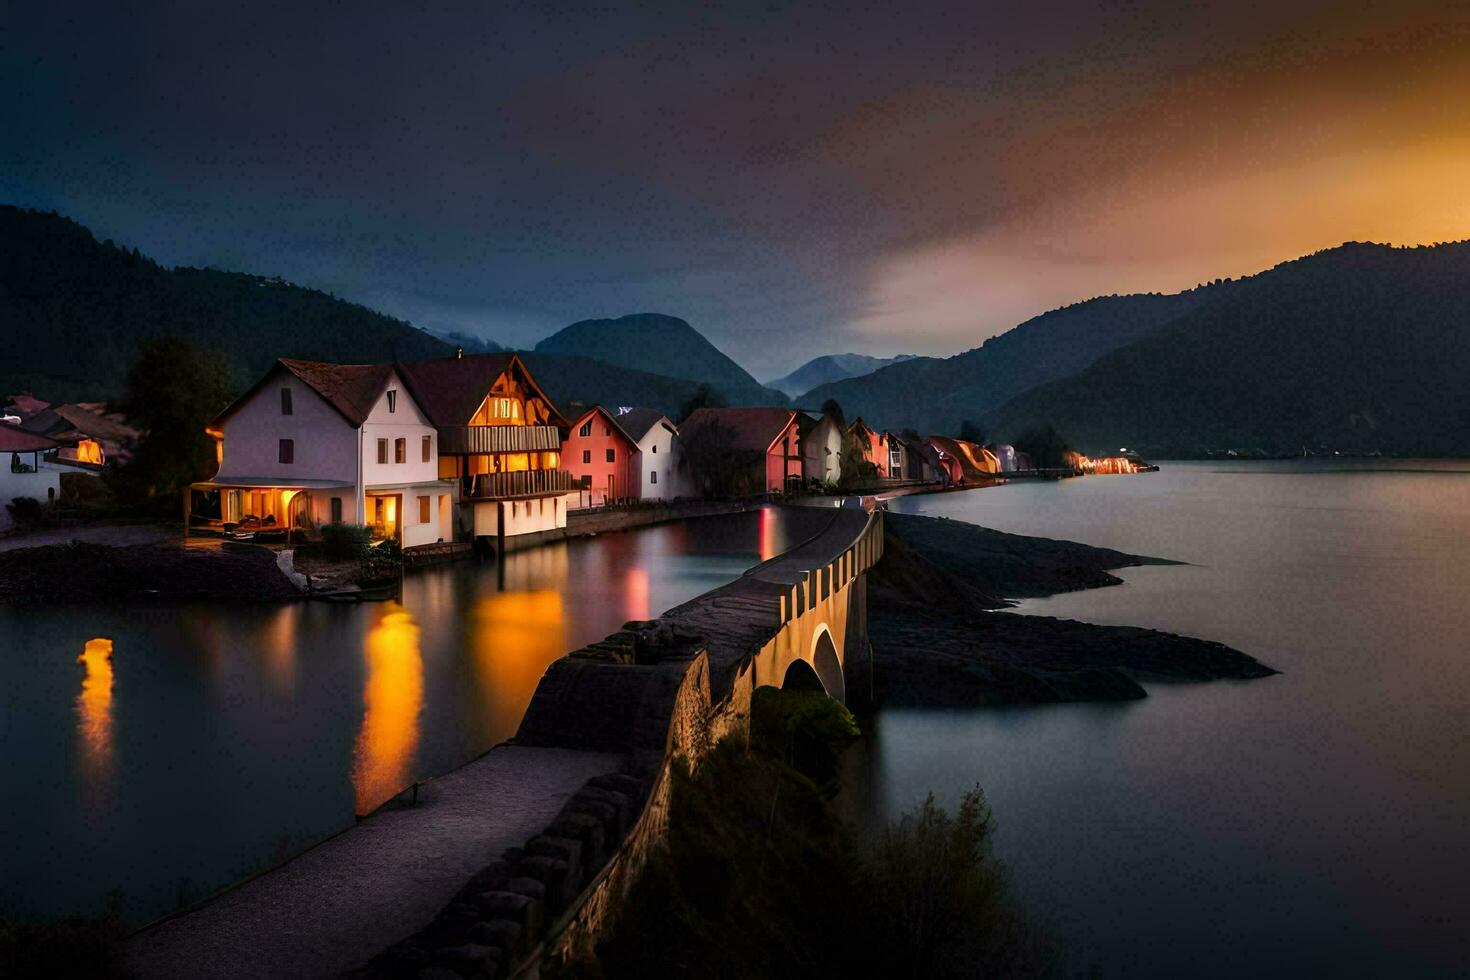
[366,504,886,977]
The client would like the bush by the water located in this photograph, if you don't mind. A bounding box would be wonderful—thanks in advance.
[318,522,372,559]
[593,686,1053,978]
[4,496,44,527]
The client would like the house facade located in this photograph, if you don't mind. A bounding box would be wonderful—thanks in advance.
[1,425,62,531]
[562,405,640,507]
[799,411,844,485]
[194,359,454,547]
[397,352,576,541]
[848,417,888,478]
[676,407,801,497]
[614,407,677,501]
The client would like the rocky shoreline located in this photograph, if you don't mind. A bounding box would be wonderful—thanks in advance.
[870,512,1276,704]
[0,540,301,604]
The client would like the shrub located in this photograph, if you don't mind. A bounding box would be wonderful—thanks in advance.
[750,685,859,796]
[318,522,372,560]
[4,496,45,527]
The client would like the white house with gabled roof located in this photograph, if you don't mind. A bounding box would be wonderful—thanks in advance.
[190,358,455,547]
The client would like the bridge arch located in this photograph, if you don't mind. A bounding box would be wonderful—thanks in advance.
[781,658,826,694]
[809,625,845,703]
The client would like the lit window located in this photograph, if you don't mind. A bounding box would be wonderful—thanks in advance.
[330,497,342,523]
[279,438,294,464]
[377,439,388,464]
[387,389,397,413]
[579,421,591,437]
[280,387,293,415]
[418,496,430,524]
[394,438,406,464]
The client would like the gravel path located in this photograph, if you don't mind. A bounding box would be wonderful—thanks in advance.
[124,746,621,980]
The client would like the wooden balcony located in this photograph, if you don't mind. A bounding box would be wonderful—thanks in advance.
[460,469,578,501]
[438,424,561,455]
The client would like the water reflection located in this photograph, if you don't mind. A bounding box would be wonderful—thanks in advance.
[75,637,114,803]
[352,603,423,815]
[760,506,781,561]
[623,568,650,621]
[260,605,298,697]
[469,590,567,748]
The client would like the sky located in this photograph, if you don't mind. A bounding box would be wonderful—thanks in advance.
[6,1,1470,379]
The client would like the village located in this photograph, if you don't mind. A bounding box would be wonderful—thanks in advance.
[1,349,1149,549]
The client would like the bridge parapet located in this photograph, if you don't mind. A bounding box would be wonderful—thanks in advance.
[366,506,885,978]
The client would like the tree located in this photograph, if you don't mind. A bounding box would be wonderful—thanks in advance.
[678,418,758,497]
[678,383,725,423]
[111,337,235,507]
[820,398,845,426]
[1013,424,1071,469]
[958,419,985,444]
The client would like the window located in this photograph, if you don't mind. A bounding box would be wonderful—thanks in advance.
[394,438,406,463]
[278,438,294,464]
[651,444,657,454]
[579,421,592,437]
[377,439,388,464]
[422,435,432,462]
[580,475,592,488]
[330,497,342,523]
[582,449,592,464]
[418,496,430,524]
[603,426,610,437]
[387,389,397,413]
[606,448,616,463]
[280,387,293,415]
[650,471,657,485]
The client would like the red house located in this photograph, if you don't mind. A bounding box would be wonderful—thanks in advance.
[562,405,640,505]
[677,407,801,496]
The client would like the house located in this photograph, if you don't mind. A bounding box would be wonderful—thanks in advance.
[1,425,61,531]
[192,358,454,547]
[847,417,887,478]
[894,433,946,483]
[613,407,677,501]
[397,352,576,542]
[927,436,999,484]
[676,407,801,497]
[562,405,640,507]
[798,410,844,486]
[16,402,138,466]
[884,432,907,480]
[989,444,1019,472]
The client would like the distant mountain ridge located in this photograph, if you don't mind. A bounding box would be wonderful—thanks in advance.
[0,206,453,401]
[802,289,1221,434]
[983,241,1470,456]
[768,352,918,399]
[533,312,785,406]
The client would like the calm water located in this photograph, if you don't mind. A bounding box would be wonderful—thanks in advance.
[0,509,809,926]
[875,461,1470,976]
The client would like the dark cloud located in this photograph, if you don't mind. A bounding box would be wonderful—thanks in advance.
[6,1,1470,378]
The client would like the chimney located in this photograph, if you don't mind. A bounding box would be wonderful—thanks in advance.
[455,345,464,359]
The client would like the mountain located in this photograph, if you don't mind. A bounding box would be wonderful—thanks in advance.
[983,242,1470,456]
[0,206,451,401]
[533,313,784,406]
[519,352,707,421]
[767,352,917,398]
[430,329,503,354]
[798,290,1218,434]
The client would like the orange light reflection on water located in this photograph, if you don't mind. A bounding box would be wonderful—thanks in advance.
[624,567,650,621]
[352,602,423,815]
[760,507,781,562]
[76,638,114,799]
[469,590,566,748]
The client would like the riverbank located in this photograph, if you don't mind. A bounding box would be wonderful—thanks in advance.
[871,512,1276,703]
[0,540,300,604]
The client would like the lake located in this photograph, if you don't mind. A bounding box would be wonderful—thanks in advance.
[873,460,1470,976]
[0,508,810,927]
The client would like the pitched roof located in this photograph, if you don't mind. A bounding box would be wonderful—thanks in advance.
[397,352,569,428]
[0,423,58,453]
[572,405,641,447]
[609,406,671,442]
[396,352,516,426]
[278,358,396,426]
[209,358,396,429]
[679,407,796,453]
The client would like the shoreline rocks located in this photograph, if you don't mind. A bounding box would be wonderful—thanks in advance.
[870,513,1276,705]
